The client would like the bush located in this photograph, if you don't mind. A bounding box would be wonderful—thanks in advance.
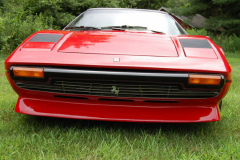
[187,28,240,54]
[0,12,54,55]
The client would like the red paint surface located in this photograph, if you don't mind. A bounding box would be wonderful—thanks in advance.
[59,31,178,57]
[183,48,218,59]
[5,30,232,122]
[22,42,56,49]
[15,96,220,122]
[21,42,56,52]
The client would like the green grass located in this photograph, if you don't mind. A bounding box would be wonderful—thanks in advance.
[0,54,240,159]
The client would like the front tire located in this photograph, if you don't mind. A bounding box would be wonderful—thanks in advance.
[219,101,222,111]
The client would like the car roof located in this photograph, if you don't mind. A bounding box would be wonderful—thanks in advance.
[86,8,169,15]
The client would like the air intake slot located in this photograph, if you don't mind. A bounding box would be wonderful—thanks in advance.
[179,39,217,59]
[98,98,134,102]
[15,79,220,99]
[144,100,179,103]
[29,34,63,42]
[54,95,88,100]
[179,39,212,48]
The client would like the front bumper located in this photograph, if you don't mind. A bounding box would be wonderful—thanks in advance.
[16,95,220,123]
[6,68,231,123]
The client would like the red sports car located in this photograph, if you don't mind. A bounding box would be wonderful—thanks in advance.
[5,8,232,122]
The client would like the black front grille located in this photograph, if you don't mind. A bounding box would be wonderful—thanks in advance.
[15,79,220,99]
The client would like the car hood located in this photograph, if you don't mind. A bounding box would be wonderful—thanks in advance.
[5,30,231,77]
[58,31,178,57]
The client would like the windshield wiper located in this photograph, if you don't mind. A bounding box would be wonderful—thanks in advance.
[149,30,166,34]
[64,26,101,30]
[65,26,165,34]
[101,25,165,34]
[101,25,147,30]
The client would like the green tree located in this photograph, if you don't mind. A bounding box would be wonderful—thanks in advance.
[165,0,190,8]
[22,0,142,28]
[172,0,240,35]
[133,0,168,9]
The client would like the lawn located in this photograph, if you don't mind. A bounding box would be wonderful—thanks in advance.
[0,53,239,159]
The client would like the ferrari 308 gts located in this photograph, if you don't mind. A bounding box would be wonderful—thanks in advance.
[5,8,232,122]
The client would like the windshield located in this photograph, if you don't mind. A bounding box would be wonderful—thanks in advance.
[64,9,187,35]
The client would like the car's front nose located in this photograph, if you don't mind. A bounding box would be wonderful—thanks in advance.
[5,66,231,122]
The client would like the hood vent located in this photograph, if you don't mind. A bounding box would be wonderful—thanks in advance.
[29,34,63,43]
[180,39,212,48]
[21,34,63,51]
[179,39,217,59]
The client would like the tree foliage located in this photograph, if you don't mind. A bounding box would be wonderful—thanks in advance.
[165,0,190,8]
[133,0,168,10]
[172,0,240,35]
[0,0,239,54]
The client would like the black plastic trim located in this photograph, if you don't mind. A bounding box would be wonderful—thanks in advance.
[180,39,212,48]
[54,95,88,100]
[29,34,63,42]
[144,100,179,103]
[98,98,134,102]
[44,68,188,83]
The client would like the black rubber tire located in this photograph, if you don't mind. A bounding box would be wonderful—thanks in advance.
[219,101,222,111]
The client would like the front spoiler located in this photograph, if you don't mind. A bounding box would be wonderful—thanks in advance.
[15,96,220,123]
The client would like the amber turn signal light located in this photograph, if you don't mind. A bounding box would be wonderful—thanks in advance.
[13,67,44,78]
[189,74,221,85]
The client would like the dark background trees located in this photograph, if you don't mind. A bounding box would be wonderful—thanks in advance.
[172,0,240,35]
[1,0,239,33]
